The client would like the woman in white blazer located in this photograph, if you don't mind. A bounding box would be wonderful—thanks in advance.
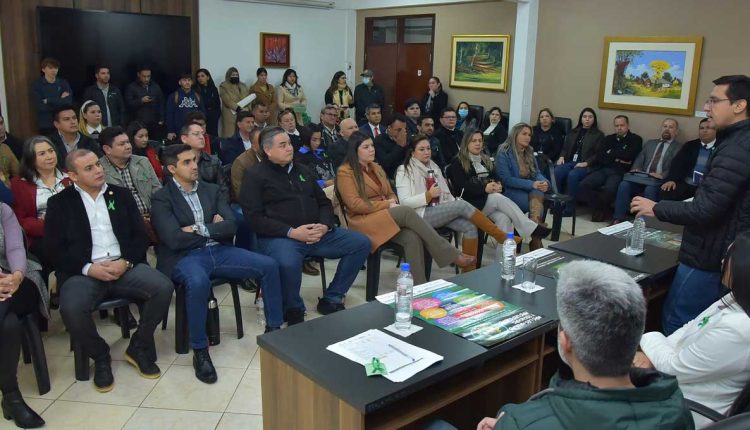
[635,233,750,426]
[394,134,523,271]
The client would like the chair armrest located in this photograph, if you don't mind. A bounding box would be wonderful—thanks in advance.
[686,399,726,422]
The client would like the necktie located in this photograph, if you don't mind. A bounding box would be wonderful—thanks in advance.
[373,126,380,137]
[648,141,665,173]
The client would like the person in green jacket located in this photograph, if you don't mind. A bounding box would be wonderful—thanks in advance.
[429,260,695,430]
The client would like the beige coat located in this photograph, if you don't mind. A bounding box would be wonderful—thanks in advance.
[249,81,277,125]
[277,84,307,125]
[336,162,399,252]
[219,81,250,137]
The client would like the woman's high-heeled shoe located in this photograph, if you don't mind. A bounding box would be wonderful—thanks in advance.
[2,390,45,428]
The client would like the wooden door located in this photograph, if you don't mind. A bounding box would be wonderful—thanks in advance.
[365,15,434,120]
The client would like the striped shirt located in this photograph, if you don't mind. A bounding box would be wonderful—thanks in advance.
[173,179,217,246]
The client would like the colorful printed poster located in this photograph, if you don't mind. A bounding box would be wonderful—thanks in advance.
[410,284,546,347]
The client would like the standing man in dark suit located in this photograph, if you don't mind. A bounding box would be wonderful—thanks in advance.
[353,69,384,125]
[151,144,283,384]
[358,104,386,139]
[45,149,173,393]
[48,106,102,168]
[125,65,165,140]
[82,65,127,127]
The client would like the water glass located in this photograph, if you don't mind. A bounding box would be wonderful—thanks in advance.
[520,256,538,291]
[624,229,634,251]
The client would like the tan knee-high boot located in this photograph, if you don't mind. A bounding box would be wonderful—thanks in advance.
[469,210,522,244]
[461,237,478,273]
[529,195,545,224]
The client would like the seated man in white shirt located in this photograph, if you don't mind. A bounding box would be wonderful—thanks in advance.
[45,149,174,393]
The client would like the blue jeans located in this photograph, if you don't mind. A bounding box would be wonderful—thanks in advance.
[231,203,256,251]
[257,228,370,312]
[172,245,283,349]
[613,180,660,219]
[662,263,728,335]
[554,161,576,192]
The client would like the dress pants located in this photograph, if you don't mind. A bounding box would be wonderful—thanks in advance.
[60,264,173,361]
[0,279,39,393]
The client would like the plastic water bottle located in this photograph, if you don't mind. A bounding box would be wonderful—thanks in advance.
[256,297,265,326]
[394,263,414,330]
[501,233,517,280]
[207,298,221,346]
[632,217,646,254]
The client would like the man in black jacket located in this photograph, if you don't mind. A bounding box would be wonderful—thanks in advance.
[374,113,408,179]
[45,149,173,393]
[353,69,384,125]
[151,144,283,384]
[240,127,370,325]
[633,75,750,334]
[434,107,464,163]
[579,115,643,222]
[659,118,716,202]
[48,106,102,167]
[82,65,127,127]
[124,66,165,140]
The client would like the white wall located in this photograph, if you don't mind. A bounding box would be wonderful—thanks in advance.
[199,0,356,127]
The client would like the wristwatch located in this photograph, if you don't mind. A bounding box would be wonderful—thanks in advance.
[191,224,200,234]
[123,260,134,270]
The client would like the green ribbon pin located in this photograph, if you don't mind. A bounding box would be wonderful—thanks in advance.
[298,174,306,182]
[107,200,116,211]
[698,316,710,328]
[365,357,387,376]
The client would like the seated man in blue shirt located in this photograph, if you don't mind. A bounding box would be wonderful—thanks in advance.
[240,127,370,325]
[151,144,284,384]
[659,118,716,201]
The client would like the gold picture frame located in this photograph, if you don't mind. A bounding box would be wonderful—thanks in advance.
[260,32,290,68]
[449,34,510,92]
[598,36,703,115]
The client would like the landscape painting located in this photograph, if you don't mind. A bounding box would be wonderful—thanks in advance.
[599,36,703,115]
[450,35,510,91]
[260,32,290,68]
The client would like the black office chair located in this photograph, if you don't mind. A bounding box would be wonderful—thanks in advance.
[537,154,576,241]
[468,105,485,126]
[71,298,134,381]
[555,116,572,139]
[687,381,750,429]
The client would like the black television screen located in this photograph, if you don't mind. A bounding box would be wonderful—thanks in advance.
[37,6,192,106]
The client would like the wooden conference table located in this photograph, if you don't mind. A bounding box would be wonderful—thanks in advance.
[258,222,682,429]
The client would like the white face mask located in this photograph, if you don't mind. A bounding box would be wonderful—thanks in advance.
[362,77,371,85]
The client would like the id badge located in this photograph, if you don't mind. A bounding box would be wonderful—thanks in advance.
[693,170,704,185]
[572,153,578,162]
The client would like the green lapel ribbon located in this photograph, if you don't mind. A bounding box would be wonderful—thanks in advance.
[698,316,710,328]
[107,200,116,211]
[365,357,387,376]
[298,174,306,182]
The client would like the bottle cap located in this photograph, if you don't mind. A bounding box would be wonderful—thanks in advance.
[400,263,410,271]
[506,232,514,239]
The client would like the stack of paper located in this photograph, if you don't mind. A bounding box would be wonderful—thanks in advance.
[598,221,633,235]
[326,329,443,382]
[375,279,453,305]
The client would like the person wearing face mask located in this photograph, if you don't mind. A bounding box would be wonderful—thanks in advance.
[249,67,277,126]
[353,69,384,125]
[455,101,478,132]
[482,107,508,156]
[420,77,448,124]
[427,260,693,430]
[219,67,250,138]
[193,69,221,137]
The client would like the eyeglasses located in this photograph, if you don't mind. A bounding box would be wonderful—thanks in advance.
[705,97,730,107]
[188,131,205,137]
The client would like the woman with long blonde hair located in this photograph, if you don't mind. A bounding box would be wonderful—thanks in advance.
[495,123,550,223]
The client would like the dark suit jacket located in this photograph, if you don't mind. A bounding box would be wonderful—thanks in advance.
[219,133,247,165]
[664,138,710,183]
[44,184,148,287]
[151,179,236,278]
[358,123,386,139]
[48,133,102,168]
[82,84,127,127]
[420,91,448,123]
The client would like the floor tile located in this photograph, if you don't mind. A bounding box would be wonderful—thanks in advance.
[173,336,258,369]
[18,355,76,401]
[40,400,136,430]
[59,360,161,406]
[216,413,263,430]
[122,408,222,430]
[225,368,262,415]
[142,365,244,412]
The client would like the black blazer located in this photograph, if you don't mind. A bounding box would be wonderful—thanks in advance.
[48,133,102,168]
[481,123,508,156]
[151,179,236,278]
[44,184,148,287]
[664,138,707,183]
[420,91,448,123]
[446,157,499,210]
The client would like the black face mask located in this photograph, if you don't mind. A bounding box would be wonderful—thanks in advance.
[230,77,240,84]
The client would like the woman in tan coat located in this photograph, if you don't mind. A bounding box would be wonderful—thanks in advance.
[277,69,307,126]
[219,67,250,138]
[337,132,474,284]
[248,67,277,125]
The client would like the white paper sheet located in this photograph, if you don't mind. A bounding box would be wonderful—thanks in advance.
[375,278,454,305]
[326,329,443,382]
[598,221,633,235]
[514,248,554,266]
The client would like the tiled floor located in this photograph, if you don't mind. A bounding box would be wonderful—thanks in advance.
[2,213,607,430]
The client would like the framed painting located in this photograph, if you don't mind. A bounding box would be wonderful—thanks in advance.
[449,34,510,92]
[260,32,290,68]
[598,36,703,115]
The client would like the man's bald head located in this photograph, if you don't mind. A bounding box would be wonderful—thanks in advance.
[339,118,358,139]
